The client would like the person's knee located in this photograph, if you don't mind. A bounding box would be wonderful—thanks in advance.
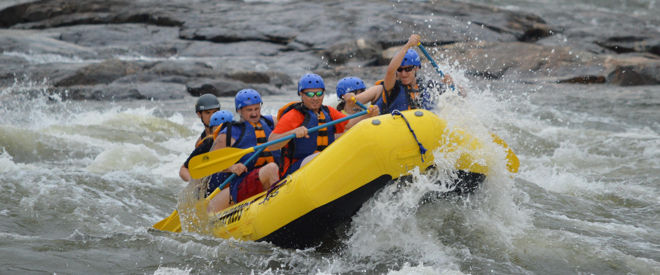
[259,163,279,185]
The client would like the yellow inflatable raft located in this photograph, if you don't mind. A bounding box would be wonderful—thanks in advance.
[182,109,518,248]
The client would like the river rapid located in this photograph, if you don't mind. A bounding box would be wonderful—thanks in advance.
[1,0,660,274]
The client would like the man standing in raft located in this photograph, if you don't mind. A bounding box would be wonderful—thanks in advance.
[207,89,281,212]
[268,73,379,178]
[346,34,465,114]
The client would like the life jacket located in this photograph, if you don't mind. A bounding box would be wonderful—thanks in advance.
[216,115,280,201]
[195,130,209,148]
[192,130,225,196]
[212,122,229,140]
[375,79,422,115]
[277,102,336,177]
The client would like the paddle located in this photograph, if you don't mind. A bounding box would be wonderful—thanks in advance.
[417,43,456,91]
[153,147,266,232]
[417,43,519,173]
[188,105,370,179]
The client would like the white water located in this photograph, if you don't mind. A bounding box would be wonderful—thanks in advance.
[2,0,660,269]
[2,64,658,273]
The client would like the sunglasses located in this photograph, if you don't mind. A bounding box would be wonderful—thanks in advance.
[397,66,415,72]
[303,90,324,97]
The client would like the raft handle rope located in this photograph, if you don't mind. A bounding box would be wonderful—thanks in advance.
[391,110,427,162]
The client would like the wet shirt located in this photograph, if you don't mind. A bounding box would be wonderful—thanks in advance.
[184,137,213,168]
[272,106,348,135]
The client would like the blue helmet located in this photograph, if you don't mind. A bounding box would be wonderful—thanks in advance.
[336,77,366,99]
[209,110,233,127]
[234,89,262,111]
[297,73,325,94]
[401,49,421,67]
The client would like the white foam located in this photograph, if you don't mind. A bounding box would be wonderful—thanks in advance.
[0,149,19,173]
[387,262,464,275]
[153,266,192,275]
[2,50,94,64]
[86,143,160,173]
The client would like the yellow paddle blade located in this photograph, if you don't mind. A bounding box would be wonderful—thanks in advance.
[189,147,254,179]
[152,210,182,232]
[491,133,520,173]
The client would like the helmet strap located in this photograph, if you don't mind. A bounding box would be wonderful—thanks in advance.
[198,112,211,129]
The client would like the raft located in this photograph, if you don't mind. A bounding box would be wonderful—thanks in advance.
[183,109,518,248]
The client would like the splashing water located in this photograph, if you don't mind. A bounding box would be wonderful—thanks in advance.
[2,34,659,274]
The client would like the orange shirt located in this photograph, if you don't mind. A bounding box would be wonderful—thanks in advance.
[272,106,348,134]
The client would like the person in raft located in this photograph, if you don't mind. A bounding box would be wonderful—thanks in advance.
[335,76,367,114]
[267,73,379,178]
[179,93,221,181]
[207,89,281,212]
[180,110,233,194]
[345,34,465,115]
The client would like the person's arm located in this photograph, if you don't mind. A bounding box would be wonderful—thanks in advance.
[208,133,246,174]
[267,127,308,151]
[267,112,307,151]
[344,105,379,130]
[440,74,467,97]
[350,85,383,105]
[330,105,379,134]
[342,85,383,112]
[181,137,213,180]
[211,133,229,151]
[179,165,190,182]
[193,136,201,148]
[384,34,421,92]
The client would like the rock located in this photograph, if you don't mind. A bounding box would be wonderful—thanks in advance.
[132,82,187,100]
[538,9,660,56]
[56,24,185,58]
[226,71,293,88]
[179,40,283,57]
[0,54,30,87]
[54,59,147,86]
[321,39,382,65]
[147,60,218,78]
[606,60,660,86]
[0,29,98,59]
[50,82,186,100]
[596,37,660,56]
[51,84,145,101]
[505,12,555,42]
[439,41,660,86]
[1,62,89,88]
[378,46,400,66]
[0,0,183,29]
[1,0,660,102]
[186,76,286,98]
[186,78,246,97]
[179,23,297,45]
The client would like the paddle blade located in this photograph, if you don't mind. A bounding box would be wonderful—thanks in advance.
[491,134,520,173]
[189,147,253,179]
[152,210,182,232]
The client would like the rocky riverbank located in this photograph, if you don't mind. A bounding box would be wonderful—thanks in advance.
[1,0,658,100]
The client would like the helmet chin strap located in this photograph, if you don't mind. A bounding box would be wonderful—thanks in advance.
[199,114,211,130]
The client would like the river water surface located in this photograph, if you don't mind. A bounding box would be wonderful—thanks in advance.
[1,0,659,274]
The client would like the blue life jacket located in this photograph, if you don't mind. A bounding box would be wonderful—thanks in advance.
[213,115,279,201]
[375,78,440,115]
